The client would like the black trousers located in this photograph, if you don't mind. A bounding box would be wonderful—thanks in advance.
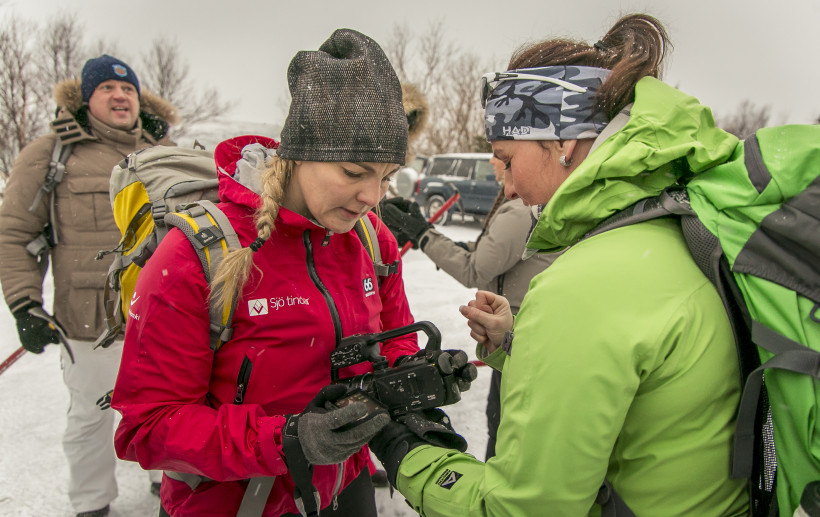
[159,468,376,517]
[485,368,502,460]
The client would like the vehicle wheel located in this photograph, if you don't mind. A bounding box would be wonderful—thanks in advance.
[425,194,451,225]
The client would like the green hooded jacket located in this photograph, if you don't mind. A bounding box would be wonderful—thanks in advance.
[394,78,750,516]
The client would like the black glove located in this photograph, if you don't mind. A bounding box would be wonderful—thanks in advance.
[285,384,390,465]
[370,408,467,488]
[12,298,64,354]
[379,197,433,249]
[397,408,468,451]
[396,348,478,400]
[97,389,114,410]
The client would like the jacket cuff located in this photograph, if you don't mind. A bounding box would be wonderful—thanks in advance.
[259,415,290,474]
[418,228,435,251]
[9,297,39,317]
[475,343,507,372]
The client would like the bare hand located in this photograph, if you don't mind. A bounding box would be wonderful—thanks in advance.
[458,290,513,354]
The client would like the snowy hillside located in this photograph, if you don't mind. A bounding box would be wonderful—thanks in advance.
[0,221,492,517]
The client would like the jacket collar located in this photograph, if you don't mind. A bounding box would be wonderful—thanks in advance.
[526,78,739,252]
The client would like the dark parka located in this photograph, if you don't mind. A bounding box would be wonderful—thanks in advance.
[0,78,177,340]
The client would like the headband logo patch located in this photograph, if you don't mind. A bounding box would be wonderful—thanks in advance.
[112,64,128,77]
[503,126,531,137]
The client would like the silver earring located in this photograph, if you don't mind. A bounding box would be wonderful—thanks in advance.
[559,155,572,167]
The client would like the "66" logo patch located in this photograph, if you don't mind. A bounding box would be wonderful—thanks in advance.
[362,277,375,297]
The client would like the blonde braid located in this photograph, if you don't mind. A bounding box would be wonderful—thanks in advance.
[209,156,294,310]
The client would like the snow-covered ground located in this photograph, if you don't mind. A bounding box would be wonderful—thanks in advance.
[0,219,491,517]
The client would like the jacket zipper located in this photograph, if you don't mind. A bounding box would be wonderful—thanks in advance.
[303,230,342,346]
[331,463,343,510]
[234,354,253,405]
[304,231,359,510]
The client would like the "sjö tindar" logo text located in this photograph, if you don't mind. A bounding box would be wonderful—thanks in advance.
[248,296,310,316]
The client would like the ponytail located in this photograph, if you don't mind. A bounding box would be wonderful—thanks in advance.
[508,13,671,120]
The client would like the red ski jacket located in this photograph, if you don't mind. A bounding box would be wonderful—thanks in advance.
[112,136,419,516]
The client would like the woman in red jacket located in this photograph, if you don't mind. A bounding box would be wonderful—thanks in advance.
[112,29,421,517]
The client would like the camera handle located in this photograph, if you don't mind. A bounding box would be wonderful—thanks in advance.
[330,321,442,382]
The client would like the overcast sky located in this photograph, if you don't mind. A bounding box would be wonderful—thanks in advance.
[2,0,819,128]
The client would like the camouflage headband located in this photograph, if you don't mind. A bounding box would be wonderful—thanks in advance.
[483,66,611,141]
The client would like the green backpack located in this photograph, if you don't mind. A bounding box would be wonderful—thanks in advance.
[587,124,820,516]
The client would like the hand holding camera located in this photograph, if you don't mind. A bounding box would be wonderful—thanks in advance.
[397,347,477,396]
[286,384,390,466]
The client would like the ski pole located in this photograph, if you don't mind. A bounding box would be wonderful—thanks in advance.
[0,347,26,377]
[400,192,460,256]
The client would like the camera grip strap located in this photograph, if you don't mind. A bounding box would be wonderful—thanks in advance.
[236,476,276,517]
[283,416,321,516]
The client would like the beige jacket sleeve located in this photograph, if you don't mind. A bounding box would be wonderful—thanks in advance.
[420,198,554,309]
[0,135,56,310]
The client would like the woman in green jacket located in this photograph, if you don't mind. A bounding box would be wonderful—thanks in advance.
[369,13,750,516]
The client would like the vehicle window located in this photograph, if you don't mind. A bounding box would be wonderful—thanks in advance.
[475,160,495,182]
[410,156,427,172]
[427,158,456,177]
[453,159,474,179]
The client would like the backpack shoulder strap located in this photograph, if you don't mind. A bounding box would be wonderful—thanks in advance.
[731,320,820,481]
[25,139,75,257]
[29,138,73,211]
[165,200,241,351]
[162,210,390,352]
[354,216,398,280]
[582,187,694,241]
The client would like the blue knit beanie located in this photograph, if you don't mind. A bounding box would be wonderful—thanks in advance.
[81,54,140,103]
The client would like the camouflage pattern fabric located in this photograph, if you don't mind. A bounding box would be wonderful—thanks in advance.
[484,66,611,141]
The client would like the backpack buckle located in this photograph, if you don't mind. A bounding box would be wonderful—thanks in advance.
[151,204,168,227]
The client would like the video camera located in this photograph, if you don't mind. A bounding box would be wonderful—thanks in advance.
[329,321,477,417]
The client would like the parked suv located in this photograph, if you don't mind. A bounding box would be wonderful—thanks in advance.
[413,153,497,225]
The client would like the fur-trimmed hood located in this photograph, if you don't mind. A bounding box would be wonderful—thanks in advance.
[401,83,428,143]
[401,82,429,163]
[53,78,179,141]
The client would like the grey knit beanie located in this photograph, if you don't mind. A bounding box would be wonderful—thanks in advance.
[277,29,408,165]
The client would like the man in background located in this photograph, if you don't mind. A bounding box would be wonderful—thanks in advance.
[0,55,177,517]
